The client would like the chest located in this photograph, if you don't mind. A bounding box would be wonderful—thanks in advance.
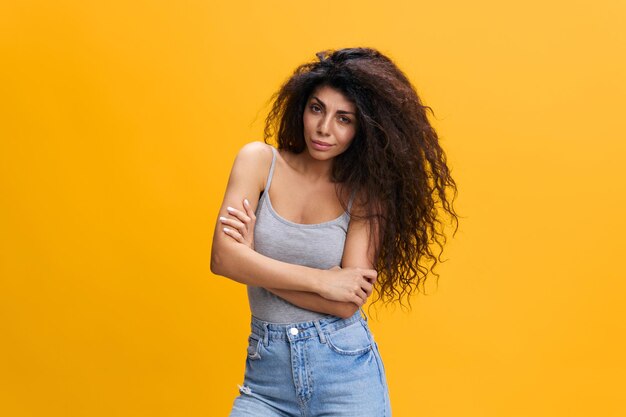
[268,176,349,225]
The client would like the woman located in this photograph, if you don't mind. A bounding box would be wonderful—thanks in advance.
[211,47,459,416]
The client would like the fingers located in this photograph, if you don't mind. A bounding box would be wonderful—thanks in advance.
[362,280,373,297]
[219,216,245,230]
[226,205,252,224]
[349,290,368,307]
[223,227,244,243]
[220,216,248,243]
[221,198,255,232]
[352,294,364,307]
[351,280,370,305]
[220,198,257,248]
[223,198,256,228]
[243,198,256,220]
[362,268,378,281]
[320,268,375,304]
[357,288,368,303]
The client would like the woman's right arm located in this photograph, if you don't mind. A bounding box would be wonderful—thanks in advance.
[210,142,375,305]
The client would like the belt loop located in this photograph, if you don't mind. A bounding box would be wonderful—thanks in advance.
[313,320,327,344]
[359,307,368,322]
[263,323,269,347]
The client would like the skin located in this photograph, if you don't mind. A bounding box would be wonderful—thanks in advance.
[301,84,359,167]
[210,85,381,318]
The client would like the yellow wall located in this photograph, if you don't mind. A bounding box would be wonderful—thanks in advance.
[1,1,624,416]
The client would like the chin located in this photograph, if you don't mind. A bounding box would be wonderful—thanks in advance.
[307,149,335,160]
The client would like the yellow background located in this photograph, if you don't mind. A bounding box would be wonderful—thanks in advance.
[1,1,625,416]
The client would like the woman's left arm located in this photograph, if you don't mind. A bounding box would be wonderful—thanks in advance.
[266,279,358,319]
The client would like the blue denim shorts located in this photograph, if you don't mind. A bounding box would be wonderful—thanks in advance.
[228,309,391,417]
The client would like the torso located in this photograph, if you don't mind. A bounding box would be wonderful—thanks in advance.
[248,143,354,323]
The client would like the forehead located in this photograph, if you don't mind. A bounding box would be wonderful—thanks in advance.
[309,85,356,110]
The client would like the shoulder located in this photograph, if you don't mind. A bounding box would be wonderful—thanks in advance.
[235,141,274,165]
[232,141,275,173]
[229,141,275,191]
[349,189,383,219]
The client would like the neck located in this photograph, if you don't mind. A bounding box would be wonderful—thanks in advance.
[291,150,334,182]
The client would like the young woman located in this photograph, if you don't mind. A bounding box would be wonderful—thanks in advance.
[211,47,459,416]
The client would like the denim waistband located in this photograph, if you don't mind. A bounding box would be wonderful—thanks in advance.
[251,308,368,343]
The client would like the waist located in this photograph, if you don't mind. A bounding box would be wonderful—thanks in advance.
[251,308,367,341]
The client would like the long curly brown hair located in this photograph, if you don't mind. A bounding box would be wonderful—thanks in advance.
[264,47,460,308]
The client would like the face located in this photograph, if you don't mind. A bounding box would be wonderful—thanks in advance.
[302,85,358,159]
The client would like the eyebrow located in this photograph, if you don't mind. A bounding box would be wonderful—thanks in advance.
[311,96,356,115]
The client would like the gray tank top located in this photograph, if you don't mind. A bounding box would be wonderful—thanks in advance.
[247,146,356,323]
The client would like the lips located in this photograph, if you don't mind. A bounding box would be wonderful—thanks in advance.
[310,140,333,151]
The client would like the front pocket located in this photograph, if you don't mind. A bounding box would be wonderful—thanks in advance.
[246,333,262,360]
[326,321,373,356]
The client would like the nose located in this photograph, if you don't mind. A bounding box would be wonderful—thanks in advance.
[317,114,331,136]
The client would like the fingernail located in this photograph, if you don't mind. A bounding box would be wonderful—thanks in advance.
[223,227,230,232]
[219,217,226,222]
[244,199,249,206]
[227,206,234,212]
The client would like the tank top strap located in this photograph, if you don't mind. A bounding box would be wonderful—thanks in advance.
[347,188,357,214]
[263,146,278,192]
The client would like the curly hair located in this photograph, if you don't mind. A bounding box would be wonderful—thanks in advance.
[264,47,460,308]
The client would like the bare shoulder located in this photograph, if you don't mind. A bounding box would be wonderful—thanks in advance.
[231,141,274,187]
[349,189,366,217]
[215,141,276,217]
[235,141,274,166]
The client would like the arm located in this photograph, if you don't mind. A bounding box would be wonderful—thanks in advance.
[266,288,356,318]
[210,142,376,305]
[210,141,323,292]
[266,267,358,319]
[265,192,382,318]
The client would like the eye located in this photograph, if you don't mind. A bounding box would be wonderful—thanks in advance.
[310,104,322,113]
[338,116,352,124]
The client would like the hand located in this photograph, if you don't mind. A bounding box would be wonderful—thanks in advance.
[318,266,378,306]
[220,198,256,250]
